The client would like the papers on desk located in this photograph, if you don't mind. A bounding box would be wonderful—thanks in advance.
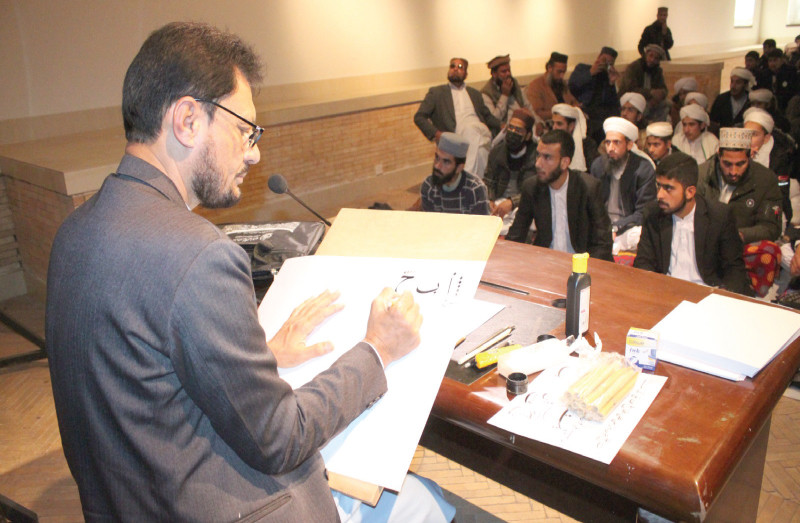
[258,255,486,491]
[651,294,800,379]
[488,357,667,464]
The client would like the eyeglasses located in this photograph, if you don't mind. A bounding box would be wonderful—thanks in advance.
[194,98,264,148]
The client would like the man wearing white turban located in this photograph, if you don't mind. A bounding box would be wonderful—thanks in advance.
[744,107,798,223]
[645,121,675,165]
[551,103,598,172]
[672,92,710,137]
[590,117,657,250]
[709,67,754,131]
[673,104,719,164]
[748,88,791,133]
[620,92,648,150]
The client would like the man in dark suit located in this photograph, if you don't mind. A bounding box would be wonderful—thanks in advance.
[507,129,613,260]
[634,152,753,296]
[414,57,502,178]
[45,22,453,523]
[637,7,673,60]
[709,67,755,133]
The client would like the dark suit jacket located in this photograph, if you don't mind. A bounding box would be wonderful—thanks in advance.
[709,90,750,129]
[413,83,502,141]
[590,152,657,234]
[46,154,387,521]
[634,195,754,296]
[506,169,614,261]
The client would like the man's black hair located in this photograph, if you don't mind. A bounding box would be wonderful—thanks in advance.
[122,22,263,143]
[539,129,575,160]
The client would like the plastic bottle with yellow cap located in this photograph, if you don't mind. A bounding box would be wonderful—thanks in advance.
[566,252,591,338]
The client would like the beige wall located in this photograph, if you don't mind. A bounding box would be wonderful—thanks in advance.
[761,0,800,43]
[0,0,763,123]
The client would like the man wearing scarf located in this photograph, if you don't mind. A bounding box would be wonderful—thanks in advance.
[673,104,719,164]
[480,54,534,123]
[525,51,578,122]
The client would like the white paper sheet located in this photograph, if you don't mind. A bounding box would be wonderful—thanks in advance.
[652,295,800,378]
[488,357,667,464]
[257,255,486,490]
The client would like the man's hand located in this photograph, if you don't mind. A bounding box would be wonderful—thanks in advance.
[363,288,422,367]
[607,65,619,84]
[269,290,344,368]
[791,244,800,276]
[501,77,514,96]
[590,57,606,76]
[492,198,513,219]
[434,130,443,144]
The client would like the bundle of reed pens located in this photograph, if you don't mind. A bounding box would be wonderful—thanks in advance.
[563,354,640,421]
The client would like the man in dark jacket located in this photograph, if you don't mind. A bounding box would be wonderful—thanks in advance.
[569,47,620,144]
[507,130,613,260]
[638,7,673,60]
[697,128,782,243]
[634,152,753,296]
[709,68,755,133]
[485,109,537,231]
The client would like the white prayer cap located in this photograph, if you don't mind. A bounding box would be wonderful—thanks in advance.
[719,127,755,149]
[684,92,709,110]
[674,77,698,93]
[646,121,673,138]
[749,88,774,104]
[603,116,639,142]
[679,104,710,125]
[730,67,756,88]
[552,103,579,120]
[744,107,775,133]
[620,92,646,114]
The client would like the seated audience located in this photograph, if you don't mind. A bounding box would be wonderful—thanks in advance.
[525,52,577,122]
[634,152,754,296]
[481,54,534,123]
[551,103,598,172]
[414,57,501,178]
[590,117,657,251]
[670,76,698,126]
[673,104,718,164]
[645,121,677,166]
[672,91,709,137]
[745,50,768,88]
[507,130,613,260]
[420,132,491,215]
[484,109,537,232]
[618,44,669,124]
[569,46,621,144]
[638,7,673,60]
[743,107,797,223]
[709,68,754,132]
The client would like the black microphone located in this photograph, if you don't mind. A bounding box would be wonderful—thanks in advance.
[268,174,331,226]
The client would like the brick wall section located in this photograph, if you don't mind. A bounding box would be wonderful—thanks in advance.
[7,101,432,289]
[5,177,94,291]
[195,102,432,223]
[0,176,23,279]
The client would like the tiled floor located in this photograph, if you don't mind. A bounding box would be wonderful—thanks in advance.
[2,292,799,522]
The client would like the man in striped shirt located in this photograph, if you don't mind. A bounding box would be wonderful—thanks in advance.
[420,132,491,215]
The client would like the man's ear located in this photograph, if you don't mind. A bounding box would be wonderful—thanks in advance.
[560,155,571,171]
[171,97,204,148]
[626,139,634,151]
[685,185,697,200]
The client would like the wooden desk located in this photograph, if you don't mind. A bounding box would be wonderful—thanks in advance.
[424,240,800,522]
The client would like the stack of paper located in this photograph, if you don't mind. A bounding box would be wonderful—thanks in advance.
[651,294,800,379]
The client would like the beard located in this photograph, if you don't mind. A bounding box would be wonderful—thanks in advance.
[608,153,628,169]
[191,138,245,209]
[448,73,464,86]
[431,167,458,186]
[659,194,687,215]
[537,165,562,185]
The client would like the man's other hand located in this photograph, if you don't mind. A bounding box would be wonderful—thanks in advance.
[363,288,422,366]
[269,290,344,368]
[492,198,513,218]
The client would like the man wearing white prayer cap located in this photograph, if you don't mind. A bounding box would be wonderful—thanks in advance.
[673,104,719,164]
[697,127,782,244]
[551,103,598,172]
[645,121,675,165]
[620,92,648,151]
[744,107,797,222]
[672,92,710,138]
[709,67,755,130]
[589,116,656,248]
